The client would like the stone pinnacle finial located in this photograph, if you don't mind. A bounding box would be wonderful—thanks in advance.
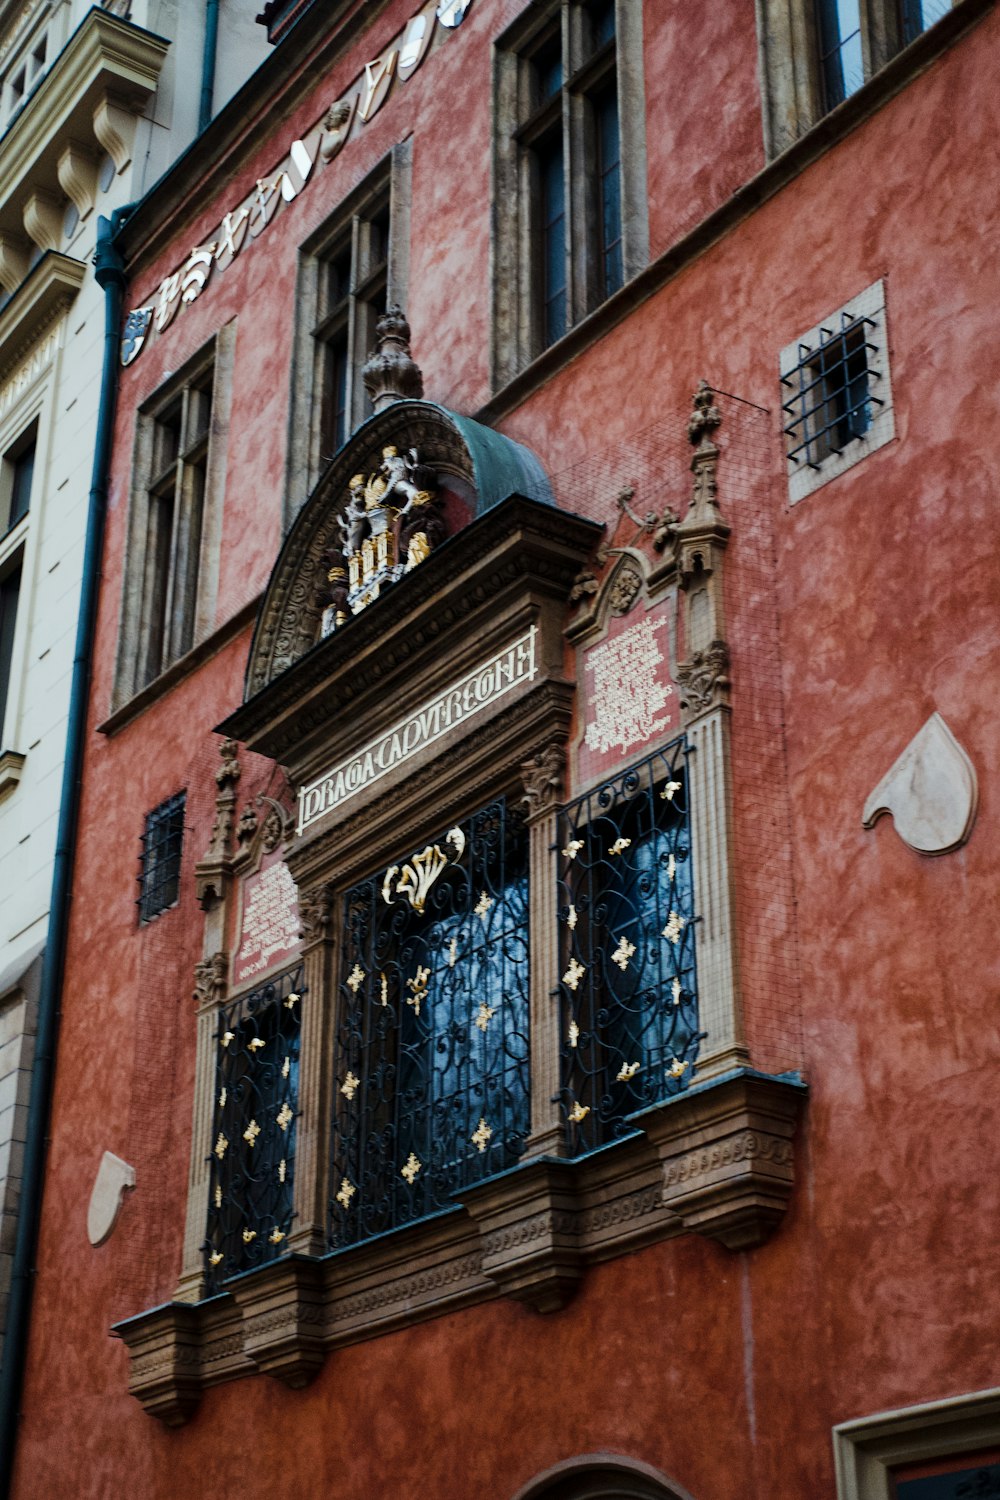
[362,305,424,413]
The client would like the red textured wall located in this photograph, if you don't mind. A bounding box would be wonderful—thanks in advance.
[11,2,1000,1496]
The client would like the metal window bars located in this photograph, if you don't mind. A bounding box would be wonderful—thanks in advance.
[556,738,700,1155]
[329,798,530,1249]
[136,791,186,923]
[781,311,882,469]
[204,963,304,1289]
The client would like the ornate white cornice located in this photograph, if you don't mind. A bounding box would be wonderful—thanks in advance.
[0,10,168,249]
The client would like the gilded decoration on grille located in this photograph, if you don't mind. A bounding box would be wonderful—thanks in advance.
[243,1120,261,1147]
[221,1030,235,1047]
[218,1087,227,1107]
[214,1133,228,1159]
[247,1037,265,1053]
[276,1102,294,1131]
[406,965,431,1015]
[336,1177,356,1208]
[269,1228,285,1244]
[471,1118,493,1153]
[662,911,685,944]
[563,957,586,991]
[562,839,584,859]
[557,739,700,1154]
[341,1070,360,1100]
[316,445,446,637]
[475,1003,495,1032]
[347,963,365,992]
[278,1159,287,1182]
[612,936,636,971]
[284,991,300,1009]
[401,1153,422,1184]
[474,891,493,919]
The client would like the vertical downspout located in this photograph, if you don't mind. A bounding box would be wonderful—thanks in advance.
[200,0,220,132]
[0,211,128,1497]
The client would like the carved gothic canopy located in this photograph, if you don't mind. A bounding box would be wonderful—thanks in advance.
[244,400,554,698]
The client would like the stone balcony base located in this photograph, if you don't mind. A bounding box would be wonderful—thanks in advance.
[113,1069,805,1423]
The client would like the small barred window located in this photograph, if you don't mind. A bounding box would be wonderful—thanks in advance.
[137,791,185,923]
[779,280,894,504]
[557,738,699,1154]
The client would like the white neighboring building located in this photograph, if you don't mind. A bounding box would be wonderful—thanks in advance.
[0,0,269,1356]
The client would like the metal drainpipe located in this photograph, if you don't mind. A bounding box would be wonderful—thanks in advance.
[200,0,220,132]
[0,209,130,1497]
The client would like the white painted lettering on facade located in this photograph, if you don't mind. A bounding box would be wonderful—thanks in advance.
[584,615,674,756]
[297,627,537,833]
[233,860,300,985]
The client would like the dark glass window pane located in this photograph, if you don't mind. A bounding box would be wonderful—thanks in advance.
[327,336,350,456]
[0,562,21,739]
[8,440,34,529]
[900,0,951,44]
[535,34,563,102]
[896,1465,1000,1499]
[816,0,864,108]
[591,0,616,49]
[596,89,623,298]
[539,135,567,346]
[331,800,531,1248]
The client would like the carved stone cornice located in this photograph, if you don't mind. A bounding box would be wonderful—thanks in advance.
[112,1069,805,1423]
[225,495,601,767]
[677,640,731,719]
[519,742,565,823]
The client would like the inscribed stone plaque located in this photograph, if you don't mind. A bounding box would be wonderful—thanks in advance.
[232,848,300,988]
[576,600,679,787]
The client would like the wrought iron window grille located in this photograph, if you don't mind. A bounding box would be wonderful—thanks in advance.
[556,738,701,1155]
[781,312,882,469]
[204,963,305,1289]
[329,798,530,1249]
[136,791,186,923]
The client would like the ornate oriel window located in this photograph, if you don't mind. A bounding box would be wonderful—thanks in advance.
[330,800,530,1246]
[205,962,304,1286]
[557,738,699,1153]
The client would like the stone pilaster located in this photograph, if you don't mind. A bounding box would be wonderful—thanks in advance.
[286,882,338,1257]
[518,741,566,1159]
[175,956,227,1303]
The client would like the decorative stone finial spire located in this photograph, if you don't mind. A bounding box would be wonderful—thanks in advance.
[362,305,424,412]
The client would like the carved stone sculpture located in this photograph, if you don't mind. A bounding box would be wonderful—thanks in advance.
[361,305,424,413]
[677,640,731,717]
[520,743,565,821]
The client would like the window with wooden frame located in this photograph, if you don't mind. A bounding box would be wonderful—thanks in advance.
[757,0,958,156]
[114,326,234,708]
[2,423,36,537]
[492,0,648,386]
[286,146,411,516]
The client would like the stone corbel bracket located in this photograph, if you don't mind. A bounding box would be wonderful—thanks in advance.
[461,1158,582,1313]
[112,1301,204,1427]
[639,1070,806,1250]
[229,1254,327,1389]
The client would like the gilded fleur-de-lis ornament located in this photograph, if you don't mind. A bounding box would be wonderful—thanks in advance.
[341,1070,360,1100]
[569,1101,590,1123]
[471,1118,493,1153]
[475,1003,495,1032]
[276,1102,294,1131]
[663,911,685,945]
[401,1153,422,1185]
[563,957,585,991]
[336,1177,356,1209]
[667,1058,689,1079]
[612,936,636,971]
[243,1119,261,1147]
[617,1061,640,1081]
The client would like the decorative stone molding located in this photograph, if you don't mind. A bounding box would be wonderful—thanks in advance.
[92,90,137,173]
[22,190,62,253]
[640,1071,804,1250]
[519,742,565,822]
[0,748,26,800]
[194,739,241,908]
[862,711,978,855]
[0,232,29,297]
[86,1151,136,1247]
[113,1069,805,1421]
[192,951,227,1011]
[298,883,335,946]
[677,640,731,716]
[57,140,99,221]
[0,253,85,382]
[361,304,424,413]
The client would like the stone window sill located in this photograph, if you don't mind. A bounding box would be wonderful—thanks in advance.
[113,1068,806,1425]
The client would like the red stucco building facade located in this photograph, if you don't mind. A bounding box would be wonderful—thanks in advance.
[6,0,1000,1496]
